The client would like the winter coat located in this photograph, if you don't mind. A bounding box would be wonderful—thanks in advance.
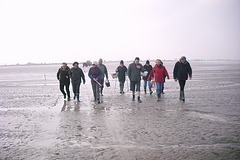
[57,66,70,84]
[88,67,103,82]
[69,67,85,84]
[143,64,152,81]
[116,65,127,82]
[127,62,144,81]
[148,65,169,82]
[173,61,192,80]
[97,64,108,80]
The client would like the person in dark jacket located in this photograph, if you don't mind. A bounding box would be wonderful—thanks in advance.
[57,62,71,101]
[116,60,128,94]
[88,61,103,104]
[128,57,144,103]
[173,56,192,101]
[69,62,86,102]
[97,58,109,96]
[143,60,153,94]
[148,59,169,101]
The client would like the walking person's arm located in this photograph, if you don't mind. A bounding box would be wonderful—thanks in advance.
[147,69,154,81]
[104,65,109,80]
[127,64,131,80]
[188,63,192,80]
[80,69,86,84]
[88,68,93,79]
[164,67,170,79]
[173,63,178,82]
[57,69,60,80]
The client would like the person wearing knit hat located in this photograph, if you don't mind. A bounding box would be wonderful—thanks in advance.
[69,61,85,102]
[143,60,153,94]
[173,56,192,102]
[88,61,103,104]
[116,60,128,94]
[57,62,71,101]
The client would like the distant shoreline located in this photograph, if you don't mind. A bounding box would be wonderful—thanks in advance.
[0,59,239,67]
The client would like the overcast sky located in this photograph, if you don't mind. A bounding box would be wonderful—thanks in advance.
[0,0,239,64]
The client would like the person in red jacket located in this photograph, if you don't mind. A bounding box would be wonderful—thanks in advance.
[148,59,170,101]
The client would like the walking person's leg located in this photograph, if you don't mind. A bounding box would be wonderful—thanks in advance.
[96,82,100,103]
[130,81,136,101]
[60,82,66,99]
[100,78,104,96]
[148,80,153,95]
[72,83,77,100]
[65,83,71,101]
[144,80,147,94]
[91,81,97,101]
[76,83,80,102]
[136,81,142,103]
[162,82,165,94]
[156,82,161,101]
[179,80,186,101]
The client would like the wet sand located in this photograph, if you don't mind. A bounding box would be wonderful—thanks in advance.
[0,61,240,159]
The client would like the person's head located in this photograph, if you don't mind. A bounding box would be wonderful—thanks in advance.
[73,62,79,68]
[135,57,140,65]
[98,58,103,65]
[62,62,67,69]
[146,60,150,66]
[92,61,97,68]
[180,56,186,63]
[160,60,163,65]
[120,60,124,66]
[155,59,161,66]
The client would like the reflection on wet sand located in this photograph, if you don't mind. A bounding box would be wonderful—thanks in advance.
[61,100,81,112]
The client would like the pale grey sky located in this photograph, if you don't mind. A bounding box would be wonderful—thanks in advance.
[0,0,239,64]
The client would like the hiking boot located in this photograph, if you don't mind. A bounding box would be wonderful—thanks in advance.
[97,99,101,104]
[182,91,185,102]
[157,94,161,102]
[77,94,80,102]
[137,96,142,103]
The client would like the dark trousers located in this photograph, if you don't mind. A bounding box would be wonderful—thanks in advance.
[99,78,104,94]
[72,83,80,95]
[179,80,186,91]
[91,81,100,101]
[60,82,70,98]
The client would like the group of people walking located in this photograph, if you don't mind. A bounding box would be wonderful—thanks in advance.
[57,56,192,104]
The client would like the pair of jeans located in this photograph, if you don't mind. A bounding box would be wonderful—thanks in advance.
[144,80,152,88]
[156,82,164,94]
[91,81,100,101]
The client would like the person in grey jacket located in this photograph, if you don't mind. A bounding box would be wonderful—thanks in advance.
[127,57,144,103]
[69,62,85,102]
[97,58,109,96]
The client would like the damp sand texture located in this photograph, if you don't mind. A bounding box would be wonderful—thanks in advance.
[0,61,240,160]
